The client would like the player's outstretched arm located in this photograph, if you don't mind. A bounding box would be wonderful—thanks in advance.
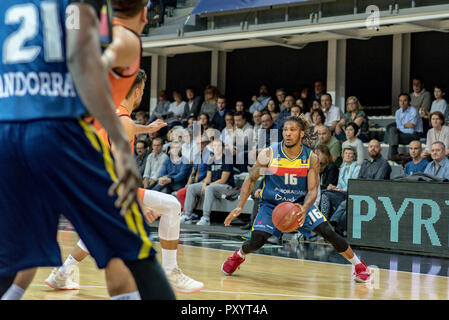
[224,148,271,226]
[101,26,141,71]
[66,2,140,215]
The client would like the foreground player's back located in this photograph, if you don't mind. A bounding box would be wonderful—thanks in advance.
[0,0,87,121]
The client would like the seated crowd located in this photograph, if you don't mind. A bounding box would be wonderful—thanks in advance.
[131,79,448,237]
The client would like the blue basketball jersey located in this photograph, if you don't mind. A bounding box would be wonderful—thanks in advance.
[0,0,93,121]
[260,142,313,206]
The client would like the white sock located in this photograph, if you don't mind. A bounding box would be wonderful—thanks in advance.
[59,255,79,276]
[348,255,361,265]
[1,284,25,300]
[110,291,141,300]
[237,249,245,258]
[161,248,178,274]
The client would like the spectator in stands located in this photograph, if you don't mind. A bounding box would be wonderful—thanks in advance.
[277,95,295,127]
[234,111,253,145]
[200,85,219,119]
[358,139,391,180]
[429,84,448,122]
[424,111,449,157]
[152,141,192,194]
[211,95,228,132]
[321,146,360,220]
[295,99,305,113]
[249,84,271,114]
[150,89,171,122]
[176,135,212,211]
[198,112,210,134]
[424,141,449,179]
[182,87,202,124]
[235,100,251,124]
[168,90,186,121]
[404,140,428,175]
[234,111,253,172]
[411,76,432,114]
[290,105,302,117]
[313,80,326,101]
[335,96,369,142]
[299,84,313,111]
[305,99,321,123]
[252,110,263,147]
[134,140,149,179]
[316,124,342,165]
[321,93,341,132]
[181,140,235,226]
[314,144,339,190]
[386,93,423,160]
[341,122,365,165]
[275,88,287,110]
[267,99,281,126]
[221,112,236,150]
[143,137,169,189]
[310,108,325,133]
[249,112,282,163]
[135,110,150,141]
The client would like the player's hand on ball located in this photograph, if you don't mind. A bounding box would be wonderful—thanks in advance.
[143,208,161,224]
[224,207,242,226]
[294,204,306,227]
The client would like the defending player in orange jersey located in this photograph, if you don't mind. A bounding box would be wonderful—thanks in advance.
[46,69,204,294]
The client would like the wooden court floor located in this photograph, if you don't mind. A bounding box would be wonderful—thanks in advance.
[22,230,449,300]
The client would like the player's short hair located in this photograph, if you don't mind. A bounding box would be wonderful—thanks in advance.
[284,115,310,132]
[112,0,148,18]
[126,69,147,99]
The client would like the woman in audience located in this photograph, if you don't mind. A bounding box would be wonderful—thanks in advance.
[335,96,369,142]
[199,85,219,119]
[168,90,186,120]
[310,108,325,131]
[314,144,339,191]
[305,99,321,123]
[198,112,211,135]
[267,99,280,123]
[341,122,366,165]
[320,146,360,218]
[423,111,449,157]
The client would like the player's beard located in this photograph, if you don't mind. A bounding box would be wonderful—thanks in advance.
[284,137,302,148]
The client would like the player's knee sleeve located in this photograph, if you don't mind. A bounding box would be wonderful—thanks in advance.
[242,230,271,254]
[314,223,348,253]
[158,195,181,241]
[0,275,16,297]
[77,239,89,254]
[124,256,175,300]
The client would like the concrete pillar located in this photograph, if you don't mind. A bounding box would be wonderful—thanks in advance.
[327,39,347,113]
[392,33,411,113]
[211,50,227,94]
[149,54,167,114]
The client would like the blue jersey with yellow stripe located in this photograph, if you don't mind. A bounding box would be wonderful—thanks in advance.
[260,142,312,206]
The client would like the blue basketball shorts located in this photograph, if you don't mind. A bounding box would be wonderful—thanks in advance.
[252,201,327,239]
[0,119,155,276]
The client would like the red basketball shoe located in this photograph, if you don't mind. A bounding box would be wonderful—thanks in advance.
[353,260,371,283]
[222,250,245,275]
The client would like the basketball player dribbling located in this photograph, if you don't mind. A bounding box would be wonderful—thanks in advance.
[46,69,203,294]
[221,116,371,283]
[0,0,175,300]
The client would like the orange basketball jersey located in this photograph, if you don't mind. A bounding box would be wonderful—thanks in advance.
[87,18,142,152]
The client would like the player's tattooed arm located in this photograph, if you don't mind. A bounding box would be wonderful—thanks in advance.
[303,152,320,213]
[224,148,270,226]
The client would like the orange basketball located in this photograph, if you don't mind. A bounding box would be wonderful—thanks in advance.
[272,202,303,233]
